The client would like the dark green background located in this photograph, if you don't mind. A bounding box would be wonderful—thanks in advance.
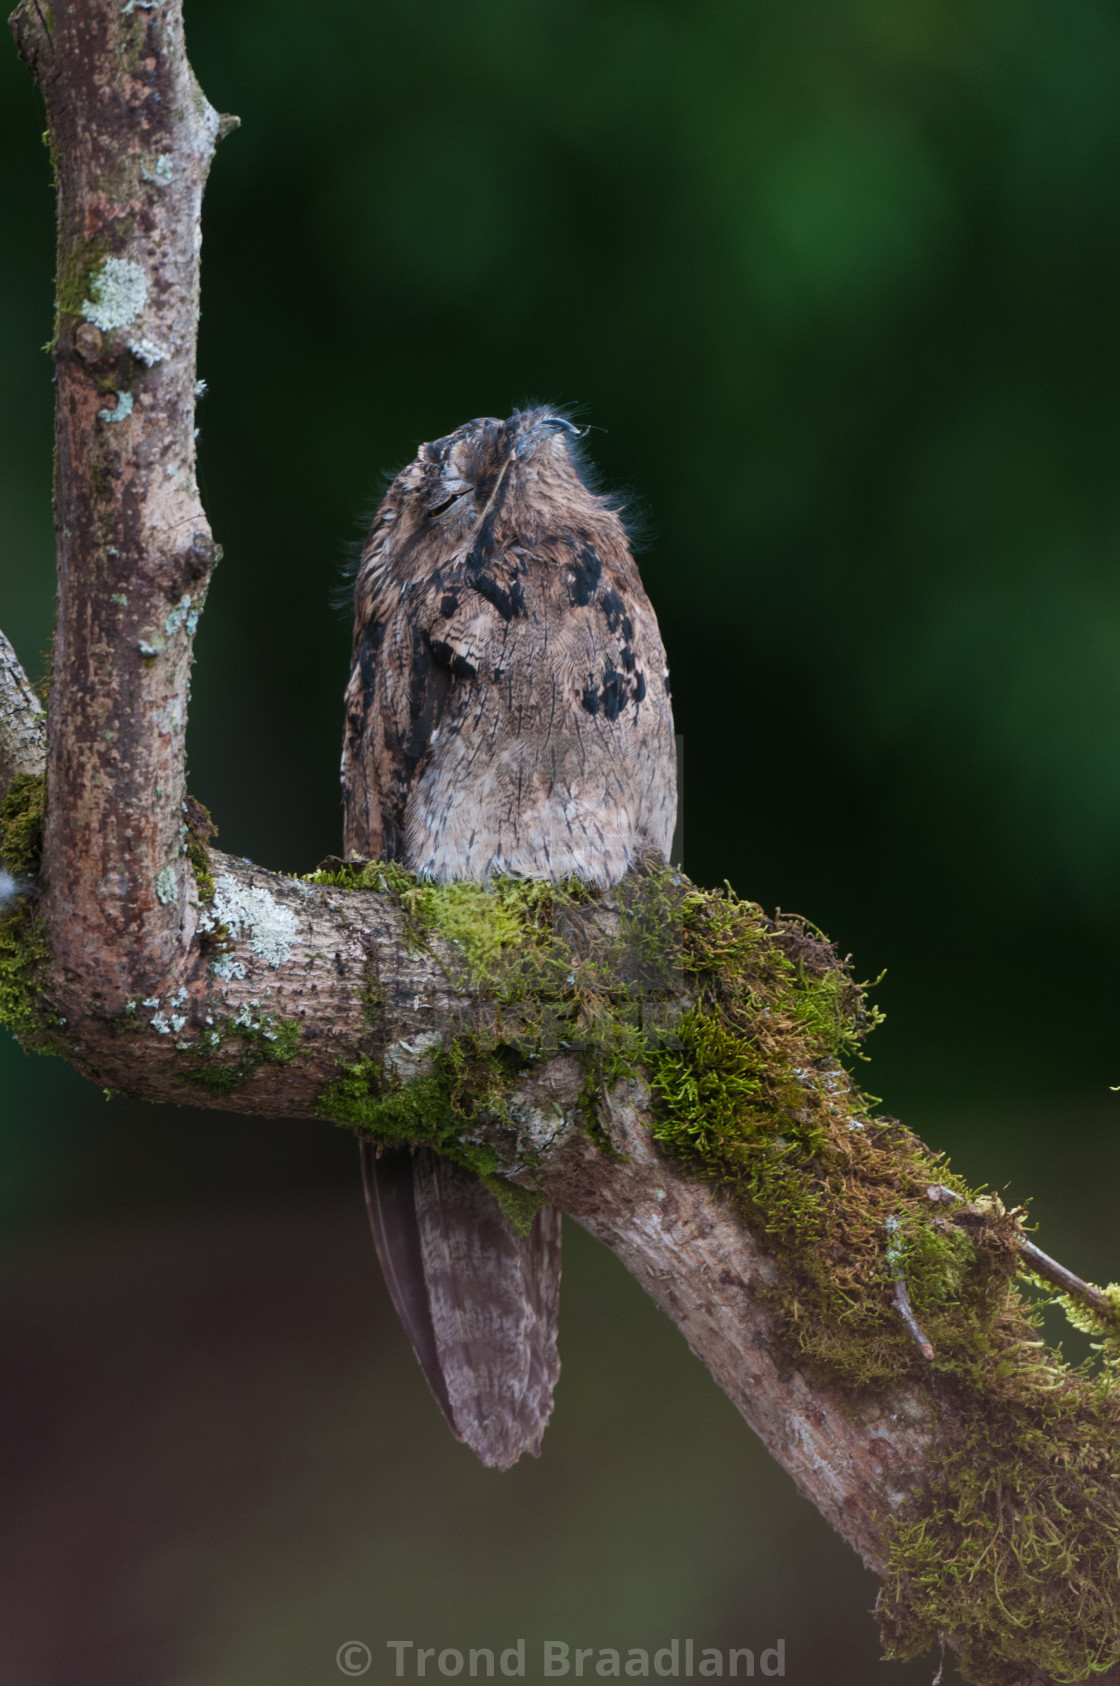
[3,2,1120,1681]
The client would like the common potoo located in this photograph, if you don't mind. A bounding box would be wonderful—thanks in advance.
[342,408,676,1468]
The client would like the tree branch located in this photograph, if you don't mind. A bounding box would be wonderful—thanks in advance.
[5,4,1119,1683]
[11,0,224,1002]
[930,1183,1120,1323]
[0,629,45,792]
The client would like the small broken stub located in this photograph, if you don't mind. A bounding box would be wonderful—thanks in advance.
[74,321,103,361]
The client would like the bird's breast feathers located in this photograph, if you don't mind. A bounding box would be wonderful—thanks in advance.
[342,410,676,886]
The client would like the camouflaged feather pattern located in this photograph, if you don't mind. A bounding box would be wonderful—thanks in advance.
[342,408,676,884]
[344,408,675,1468]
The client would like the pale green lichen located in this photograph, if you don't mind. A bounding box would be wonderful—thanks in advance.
[82,256,147,331]
[155,866,178,906]
[199,873,298,971]
[128,336,167,367]
[98,391,134,424]
[164,594,193,637]
[143,987,187,1035]
[140,152,173,187]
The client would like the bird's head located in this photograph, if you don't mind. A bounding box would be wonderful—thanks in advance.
[365,407,621,573]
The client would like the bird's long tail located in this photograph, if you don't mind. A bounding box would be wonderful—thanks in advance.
[359,1141,561,1469]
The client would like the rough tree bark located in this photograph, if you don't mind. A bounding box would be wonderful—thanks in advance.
[3,5,1117,1683]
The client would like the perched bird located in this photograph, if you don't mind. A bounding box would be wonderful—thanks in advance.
[342,406,676,1468]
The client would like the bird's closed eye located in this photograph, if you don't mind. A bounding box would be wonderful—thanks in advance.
[427,491,469,519]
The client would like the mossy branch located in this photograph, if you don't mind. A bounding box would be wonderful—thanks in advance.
[930,1182,1120,1335]
[6,3,1120,1683]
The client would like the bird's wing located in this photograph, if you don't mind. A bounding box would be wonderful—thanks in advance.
[341,566,453,863]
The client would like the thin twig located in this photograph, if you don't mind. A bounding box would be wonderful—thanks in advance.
[886,1215,935,1361]
[927,1184,1117,1323]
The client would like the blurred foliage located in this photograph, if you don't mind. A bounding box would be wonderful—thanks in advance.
[2,0,1119,1233]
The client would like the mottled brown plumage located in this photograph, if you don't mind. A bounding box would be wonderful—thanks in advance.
[342,408,676,882]
[343,408,676,1468]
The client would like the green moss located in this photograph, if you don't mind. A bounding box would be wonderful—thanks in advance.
[182,794,216,902]
[410,877,554,975]
[317,1055,546,1234]
[314,861,689,1231]
[641,890,994,1391]
[307,860,567,985]
[175,1010,300,1096]
[624,879,1120,1680]
[0,772,45,878]
[41,126,56,188]
[0,773,57,1052]
[54,237,110,338]
[321,1059,452,1135]
[880,1272,1120,1679]
[0,908,57,1052]
[477,1172,548,1233]
[306,859,395,890]
[879,1341,1120,1682]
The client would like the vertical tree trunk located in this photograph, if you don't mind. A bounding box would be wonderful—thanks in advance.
[12,0,223,1007]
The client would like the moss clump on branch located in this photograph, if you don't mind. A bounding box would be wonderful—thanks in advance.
[0,906,54,1051]
[182,794,216,902]
[52,235,111,347]
[309,858,573,985]
[318,1055,546,1234]
[175,1008,301,1097]
[0,772,59,1053]
[880,1346,1120,1682]
[313,859,1120,1683]
[0,772,45,878]
[644,887,988,1388]
[313,858,685,1230]
[884,1269,1120,1683]
[637,882,1120,1683]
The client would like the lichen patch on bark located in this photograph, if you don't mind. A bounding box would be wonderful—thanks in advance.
[200,873,300,970]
